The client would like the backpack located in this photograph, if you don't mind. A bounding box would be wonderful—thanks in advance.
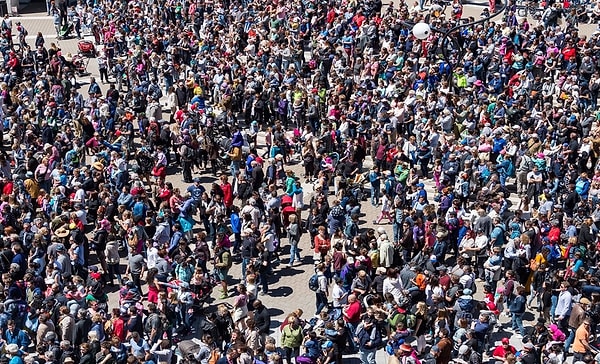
[506,160,515,177]
[308,274,319,292]
[184,145,194,159]
[457,298,475,313]
[454,179,467,197]
[405,313,417,329]
[398,169,409,185]
[395,182,405,196]
[388,310,403,328]
[576,179,588,195]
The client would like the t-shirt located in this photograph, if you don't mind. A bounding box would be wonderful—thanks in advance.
[331,284,345,308]
[492,344,516,358]
[573,325,590,354]
[344,301,361,323]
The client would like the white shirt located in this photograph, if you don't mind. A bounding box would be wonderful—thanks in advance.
[146,246,159,269]
[331,283,345,308]
[73,187,86,204]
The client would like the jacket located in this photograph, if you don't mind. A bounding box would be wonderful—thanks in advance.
[356,324,382,350]
[568,303,587,329]
[281,324,303,348]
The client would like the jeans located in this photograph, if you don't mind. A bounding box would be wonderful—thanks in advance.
[392,223,402,244]
[289,243,301,265]
[230,161,240,179]
[315,291,327,315]
[574,352,587,362]
[241,257,250,279]
[346,321,358,352]
[370,186,380,206]
[550,295,558,319]
[260,271,269,294]
[565,327,576,353]
[511,313,525,335]
[283,346,299,364]
[359,348,376,364]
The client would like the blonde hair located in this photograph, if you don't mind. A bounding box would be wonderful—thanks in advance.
[416,302,427,315]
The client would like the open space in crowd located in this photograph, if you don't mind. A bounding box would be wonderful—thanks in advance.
[5,0,600,364]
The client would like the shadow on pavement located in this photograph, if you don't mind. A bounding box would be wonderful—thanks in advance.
[268,307,285,317]
[269,286,293,297]
[277,268,304,277]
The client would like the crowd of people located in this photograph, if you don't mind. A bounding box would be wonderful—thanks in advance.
[1,0,600,364]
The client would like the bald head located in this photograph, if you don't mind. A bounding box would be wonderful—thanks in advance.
[348,294,357,303]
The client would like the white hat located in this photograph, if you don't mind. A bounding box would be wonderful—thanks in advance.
[6,344,19,355]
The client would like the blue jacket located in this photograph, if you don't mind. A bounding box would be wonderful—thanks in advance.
[4,328,30,349]
[230,212,241,234]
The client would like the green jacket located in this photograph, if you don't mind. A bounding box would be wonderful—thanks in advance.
[281,324,303,348]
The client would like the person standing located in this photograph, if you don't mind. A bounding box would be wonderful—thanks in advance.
[356,317,382,364]
[509,285,527,336]
[572,318,593,362]
[369,166,381,206]
[315,263,328,315]
[214,244,232,299]
[434,328,453,364]
[280,316,303,364]
[555,281,573,333]
[565,297,590,355]
[286,214,301,267]
[343,294,362,353]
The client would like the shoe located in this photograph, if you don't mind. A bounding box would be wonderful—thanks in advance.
[286,263,292,268]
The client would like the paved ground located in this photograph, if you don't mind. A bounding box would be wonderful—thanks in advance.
[8,2,597,362]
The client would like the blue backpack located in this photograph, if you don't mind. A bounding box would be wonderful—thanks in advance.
[576,179,588,195]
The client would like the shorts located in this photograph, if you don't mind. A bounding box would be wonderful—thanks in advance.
[217,269,229,281]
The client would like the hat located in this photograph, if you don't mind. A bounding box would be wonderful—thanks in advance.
[581,297,592,305]
[523,342,534,350]
[400,344,413,352]
[430,255,437,262]
[6,344,19,355]
[92,161,104,171]
[88,266,99,273]
[192,177,201,183]
[537,152,545,158]
[55,228,70,239]
[64,358,75,364]
[501,338,510,344]
[377,227,386,235]
[459,344,470,355]
[463,288,473,296]
[474,80,483,86]
[416,183,425,188]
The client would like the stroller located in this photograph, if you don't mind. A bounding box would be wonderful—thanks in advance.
[58,23,74,40]
[78,40,96,57]
[69,54,90,76]
[281,195,297,227]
